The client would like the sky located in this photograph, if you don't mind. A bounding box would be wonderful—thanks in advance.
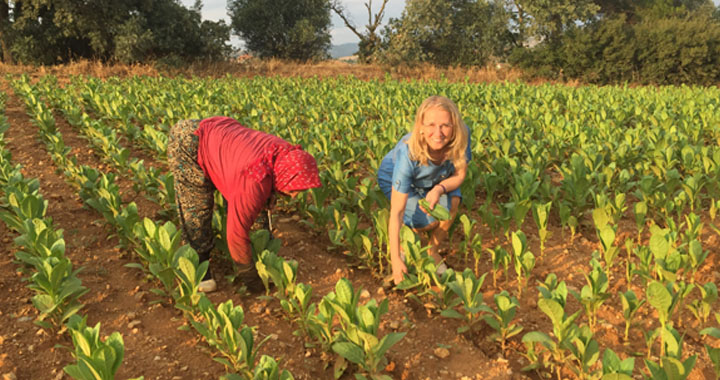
[178,0,407,47]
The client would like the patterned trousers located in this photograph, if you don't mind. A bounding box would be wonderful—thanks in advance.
[167,119,215,263]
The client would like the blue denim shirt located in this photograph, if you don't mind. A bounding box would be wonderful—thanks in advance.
[377,131,471,199]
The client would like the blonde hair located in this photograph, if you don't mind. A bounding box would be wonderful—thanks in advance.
[407,96,468,170]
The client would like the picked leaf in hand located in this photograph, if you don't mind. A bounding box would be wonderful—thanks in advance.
[419,199,450,221]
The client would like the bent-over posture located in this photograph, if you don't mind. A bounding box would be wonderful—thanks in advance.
[168,116,320,292]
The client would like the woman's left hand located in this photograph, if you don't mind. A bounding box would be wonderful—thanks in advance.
[420,186,443,214]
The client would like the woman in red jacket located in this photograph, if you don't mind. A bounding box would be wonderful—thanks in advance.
[168,116,321,293]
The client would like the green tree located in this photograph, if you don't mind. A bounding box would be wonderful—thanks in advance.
[381,0,512,66]
[0,1,12,63]
[330,0,390,63]
[594,0,714,19]
[2,0,230,65]
[506,0,599,44]
[228,0,331,61]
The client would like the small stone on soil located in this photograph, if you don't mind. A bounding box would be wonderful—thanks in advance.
[2,373,17,380]
[127,320,142,329]
[433,347,450,359]
[360,290,370,299]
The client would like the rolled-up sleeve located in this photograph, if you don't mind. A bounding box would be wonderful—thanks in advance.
[391,144,414,194]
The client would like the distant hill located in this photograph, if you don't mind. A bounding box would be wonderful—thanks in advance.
[330,43,358,59]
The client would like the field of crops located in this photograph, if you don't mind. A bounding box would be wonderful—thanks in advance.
[1,74,719,380]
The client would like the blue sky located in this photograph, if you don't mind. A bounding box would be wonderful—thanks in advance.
[178,0,406,46]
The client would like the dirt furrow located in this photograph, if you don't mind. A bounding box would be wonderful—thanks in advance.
[0,82,226,380]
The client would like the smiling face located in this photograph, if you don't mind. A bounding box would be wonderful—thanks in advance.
[422,107,454,153]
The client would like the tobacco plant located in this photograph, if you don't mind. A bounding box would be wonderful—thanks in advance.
[508,169,540,228]
[191,297,268,375]
[173,249,209,315]
[592,208,620,276]
[458,214,477,263]
[256,250,298,299]
[325,278,405,380]
[646,281,681,357]
[634,201,648,242]
[699,316,720,379]
[643,326,696,380]
[0,188,48,232]
[251,355,295,380]
[559,201,579,242]
[601,348,634,379]
[532,201,551,256]
[482,290,523,355]
[29,256,88,330]
[594,192,627,226]
[522,297,581,380]
[684,239,708,284]
[619,289,645,343]
[279,282,316,338]
[571,259,610,331]
[568,325,600,380]
[130,218,189,299]
[510,231,535,298]
[396,227,455,308]
[486,245,510,288]
[648,224,682,283]
[12,218,66,269]
[440,269,488,333]
[632,245,653,287]
[64,315,137,380]
[686,282,718,326]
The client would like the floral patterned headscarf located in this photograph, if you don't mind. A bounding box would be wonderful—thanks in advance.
[246,144,320,193]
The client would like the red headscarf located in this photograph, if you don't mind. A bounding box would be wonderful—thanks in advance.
[245,144,320,193]
[273,148,321,193]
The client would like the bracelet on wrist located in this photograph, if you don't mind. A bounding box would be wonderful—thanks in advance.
[436,183,447,194]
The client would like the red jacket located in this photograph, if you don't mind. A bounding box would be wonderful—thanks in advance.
[194,117,290,264]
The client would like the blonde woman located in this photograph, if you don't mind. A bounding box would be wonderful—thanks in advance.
[377,96,471,285]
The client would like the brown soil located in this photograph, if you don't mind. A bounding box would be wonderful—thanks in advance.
[0,71,718,380]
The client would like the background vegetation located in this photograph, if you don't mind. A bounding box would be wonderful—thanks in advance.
[1,0,720,85]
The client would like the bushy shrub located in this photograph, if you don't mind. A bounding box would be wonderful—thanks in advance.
[513,12,720,85]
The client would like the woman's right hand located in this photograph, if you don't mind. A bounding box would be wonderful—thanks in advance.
[391,255,407,285]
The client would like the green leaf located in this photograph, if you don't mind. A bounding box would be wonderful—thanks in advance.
[647,282,671,315]
[538,298,563,327]
[332,342,365,365]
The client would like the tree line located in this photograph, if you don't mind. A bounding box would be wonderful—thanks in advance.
[2,0,720,85]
